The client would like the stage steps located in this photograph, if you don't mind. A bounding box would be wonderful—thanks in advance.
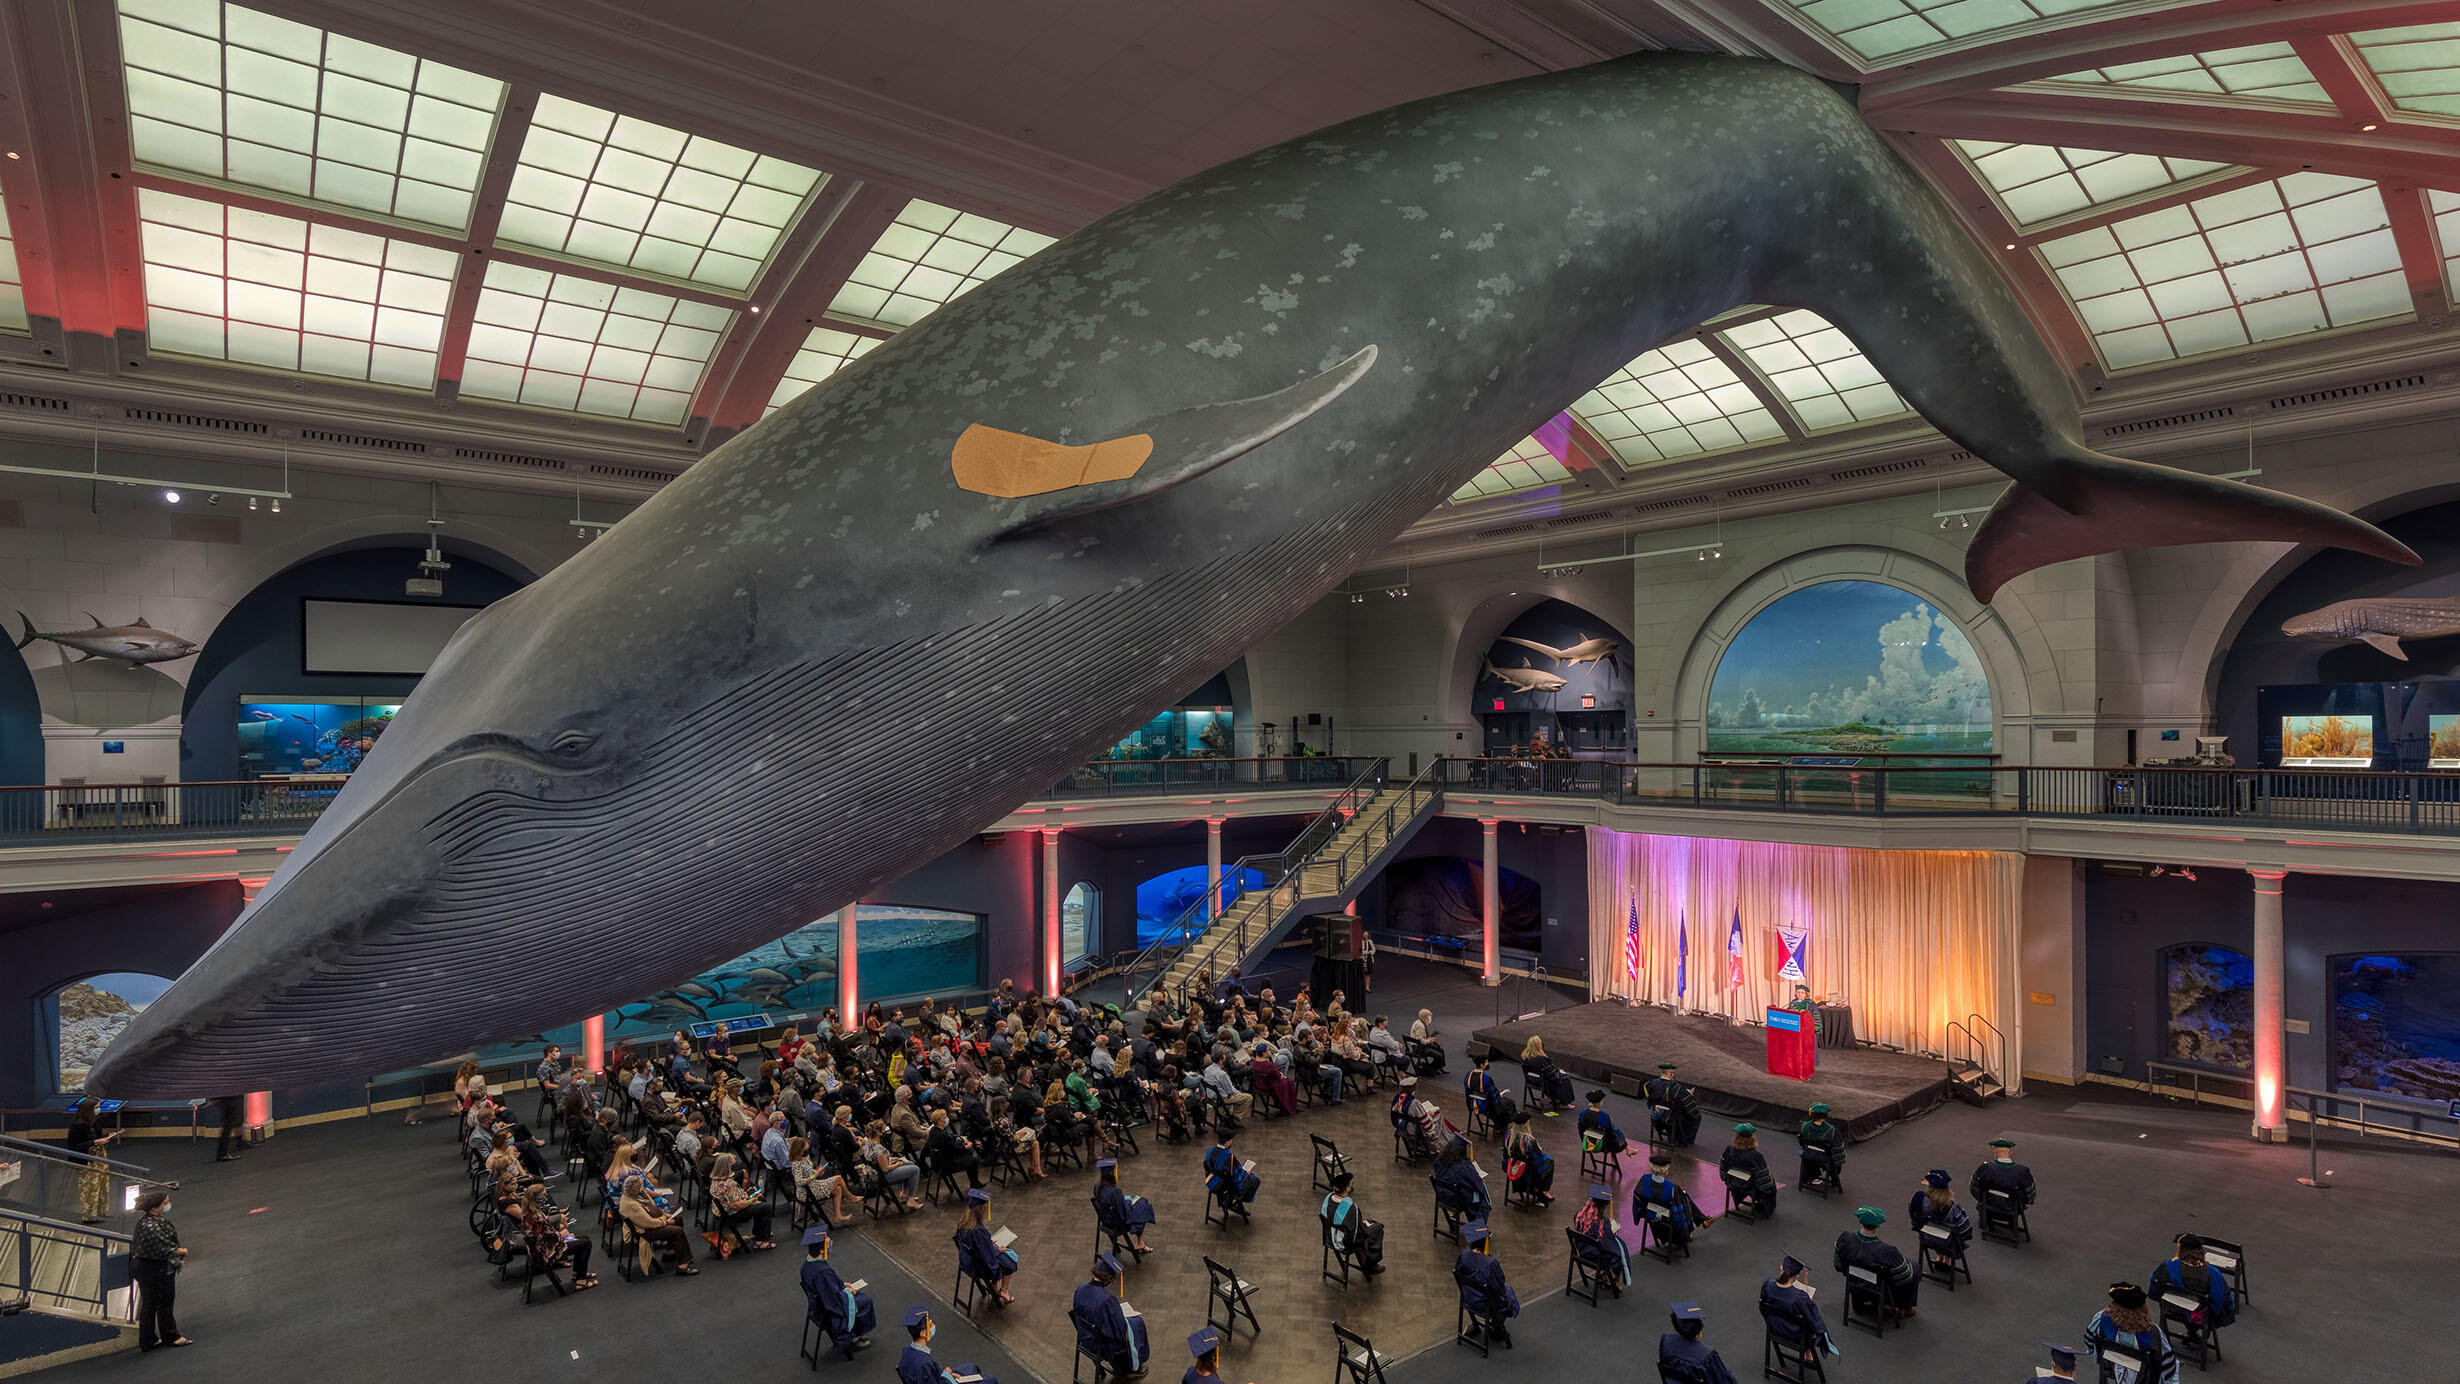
[1949,1059,2005,1106]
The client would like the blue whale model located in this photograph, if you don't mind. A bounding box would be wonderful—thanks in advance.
[89,54,2409,1096]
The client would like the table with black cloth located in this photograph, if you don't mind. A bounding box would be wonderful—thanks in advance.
[1815,1005,1855,1048]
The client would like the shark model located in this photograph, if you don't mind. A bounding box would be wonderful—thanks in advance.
[17,612,200,667]
[1484,659,1570,696]
[89,54,2412,1098]
[1499,634,1623,673]
[2281,595,2460,661]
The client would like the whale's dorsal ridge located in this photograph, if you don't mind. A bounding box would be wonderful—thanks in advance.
[978,344,1378,544]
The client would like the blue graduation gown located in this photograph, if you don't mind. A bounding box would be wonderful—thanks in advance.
[1183,1369,1222,1384]
[1433,1160,1490,1217]
[1578,1107,1627,1152]
[1658,1331,1739,1384]
[2086,1311,2179,1384]
[2150,1258,2235,1325]
[1452,1247,1520,1318]
[1071,1282,1149,1371]
[1465,1070,1499,1117]
[1758,1279,1829,1349]
[1907,1193,1973,1254]
[1634,1171,1699,1240]
[1505,1133,1553,1196]
[955,1225,1018,1281]
[1202,1145,1260,1203]
[896,1343,997,1384]
[1097,1182,1155,1234]
[800,1259,875,1353]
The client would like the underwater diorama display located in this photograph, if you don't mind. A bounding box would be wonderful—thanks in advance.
[2331,953,2460,1102]
[236,697,400,776]
[1383,856,1542,954]
[1137,865,1269,948]
[2163,943,2253,1070]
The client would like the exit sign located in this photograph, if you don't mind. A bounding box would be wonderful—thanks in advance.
[1491,699,1505,711]
[1581,694,1596,708]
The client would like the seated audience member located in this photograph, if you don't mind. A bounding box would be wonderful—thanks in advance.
[1758,1253,1838,1362]
[801,1223,876,1358]
[1451,1220,1520,1344]
[1719,1124,1778,1217]
[1247,1043,1298,1116]
[1072,1253,1152,1376]
[1832,1205,1917,1320]
[1196,1053,1253,1127]
[1095,1158,1158,1255]
[1503,1111,1554,1204]
[706,1152,776,1257]
[1578,1088,1629,1156]
[1657,1302,1739,1384]
[926,1107,985,1191]
[1797,1103,1845,1191]
[889,1087,931,1155]
[519,1184,597,1293]
[1365,1015,1407,1070]
[1202,1126,1261,1212]
[1518,1036,1574,1108]
[1643,1061,1703,1146]
[1320,1170,1385,1276]
[1969,1137,2037,1234]
[954,1188,1018,1304]
[1633,1151,1707,1249]
[1433,1134,1492,1221]
[2086,1283,2180,1384]
[618,1179,699,1276]
[1905,1169,1973,1271]
[2148,1234,2236,1348]
[1463,1055,1502,1128]
[898,1307,1000,1384]
[992,1095,1046,1180]
[861,1120,928,1211]
[788,1135,851,1224]
[1570,1182,1631,1290]
[1408,1009,1445,1074]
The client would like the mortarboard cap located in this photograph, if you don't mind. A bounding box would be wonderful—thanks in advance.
[1463,1219,1490,1243]
[1588,1184,1613,1201]
[1808,1102,1831,1116]
[2107,1283,2147,1309]
[1187,1327,1221,1359]
[1732,1122,1755,1135]
[1854,1205,1885,1227]
[1671,1302,1705,1321]
[1657,1062,1678,1071]
[1924,1169,1951,1188]
[1095,1158,1118,1171]
[801,1224,831,1247]
[1094,1252,1123,1277]
[904,1307,932,1330]
[965,1187,991,1205]
[1989,1137,2016,1148]
[2045,1343,2078,1369]
[1780,1252,1805,1274]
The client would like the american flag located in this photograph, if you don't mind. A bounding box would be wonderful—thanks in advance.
[1675,911,1688,999]
[1623,894,1642,981]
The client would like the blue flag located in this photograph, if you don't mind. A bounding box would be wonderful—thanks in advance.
[1675,910,1688,999]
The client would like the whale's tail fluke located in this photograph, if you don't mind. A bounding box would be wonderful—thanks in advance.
[1967,450,2418,602]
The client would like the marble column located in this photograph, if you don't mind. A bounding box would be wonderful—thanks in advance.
[837,902,860,1020]
[1041,828,1062,994]
[1481,818,1501,987]
[1206,816,1225,924]
[2250,867,2287,1142]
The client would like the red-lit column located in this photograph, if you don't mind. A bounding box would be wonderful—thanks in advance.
[1206,817,1225,923]
[1041,829,1062,995]
[2250,867,2287,1142]
[1480,818,1501,987]
[837,902,860,1020]
[238,877,273,1135]
[581,1015,605,1074]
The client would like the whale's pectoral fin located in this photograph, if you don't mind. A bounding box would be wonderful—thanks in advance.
[2362,632,2409,661]
[1966,448,2418,602]
[972,345,1377,542]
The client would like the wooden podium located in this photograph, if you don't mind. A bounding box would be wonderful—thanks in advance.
[1765,1007,1816,1081]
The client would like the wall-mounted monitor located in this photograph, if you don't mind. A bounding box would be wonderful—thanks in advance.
[2281,713,2373,768]
[301,598,483,675]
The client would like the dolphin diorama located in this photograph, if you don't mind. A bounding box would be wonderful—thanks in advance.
[2282,595,2460,661]
[89,55,2412,1096]
[17,612,200,666]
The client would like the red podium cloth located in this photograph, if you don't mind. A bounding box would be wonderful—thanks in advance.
[1765,1007,1816,1081]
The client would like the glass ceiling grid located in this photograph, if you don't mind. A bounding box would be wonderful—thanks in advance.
[2352,24,2460,118]
[827,200,1057,330]
[2043,42,2329,104]
[462,260,732,424]
[1570,338,1786,469]
[1957,140,2237,229]
[501,94,821,294]
[2431,189,2460,302]
[2038,172,2412,371]
[1717,310,1911,432]
[115,0,504,233]
[0,199,25,333]
[136,187,454,386]
[765,326,882,417]
[1450,434,1575,503]
[1783,0,2138,62]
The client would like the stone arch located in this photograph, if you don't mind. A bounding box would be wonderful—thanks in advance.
[1432,571,1631,731]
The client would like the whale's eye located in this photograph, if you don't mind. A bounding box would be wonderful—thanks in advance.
[548,729,597,757]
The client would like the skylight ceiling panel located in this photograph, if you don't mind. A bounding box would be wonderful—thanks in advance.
[461,260,733,424]
[1783,0,2140,62]
[765,326,883,417]
[1717,310,1910,433]
[116,0,504,232]
[501,95,824,292]
[2352,24,2460,118]
[1570,339,1786,468]
[2044,43,2329,104]
[826,199,1057,330]
[1956,140,2236,229]
[2431,190,2460,301]
[1450,435,1573,502]
[134,186,452,386]
[2037,174,2411,371]
[0,200,26,333]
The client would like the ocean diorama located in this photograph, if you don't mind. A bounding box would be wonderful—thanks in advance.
[1382,856,1543,954]
[2332,953,2460,1102]
[2163,943,2253,1069]
[52,972,173,1091]
[1706,580,1992,760]
[1136,865,1269,948]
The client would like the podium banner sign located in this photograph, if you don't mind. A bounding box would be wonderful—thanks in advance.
[1765,1006,1816,1081]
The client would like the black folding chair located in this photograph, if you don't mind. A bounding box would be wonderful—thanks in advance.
[1564,1226,1617,1306]
[1312,1133,1349,1192]
[1205,1255,1261,1335]
[1429,1178,1465,1243]
[1333,1322,1393,1384]
[1978,1185,2029,1245]
[1918,1224,1971,1290]
[1841,1265,1889,1337]
[1763,1327,1829,1383]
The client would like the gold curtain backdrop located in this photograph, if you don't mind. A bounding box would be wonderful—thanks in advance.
[1584,827,2022,1059]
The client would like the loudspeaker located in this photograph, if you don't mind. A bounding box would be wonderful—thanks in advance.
[1314,914,1361,959]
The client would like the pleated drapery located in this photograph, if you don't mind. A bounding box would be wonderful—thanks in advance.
[1584,828,2022,1058]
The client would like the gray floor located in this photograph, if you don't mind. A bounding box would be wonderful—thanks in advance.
[32,957,2455,1384]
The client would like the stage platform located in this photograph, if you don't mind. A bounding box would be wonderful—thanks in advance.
[1470,1000,1950,1141]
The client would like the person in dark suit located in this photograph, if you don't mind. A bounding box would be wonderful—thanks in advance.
[215,1094,245,1162]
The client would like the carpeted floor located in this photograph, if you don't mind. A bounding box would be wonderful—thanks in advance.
[28,956,2453,1384]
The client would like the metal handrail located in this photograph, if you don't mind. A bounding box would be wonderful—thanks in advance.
[0,1205,134,1321]
[1943,1019,1983,1074]
[1311,760,1442,900]
[0,1132,171,1187]
[1965,1012,2008,1084]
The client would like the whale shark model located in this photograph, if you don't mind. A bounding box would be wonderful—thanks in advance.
[88,54,2412,1097]
[2282,595,2460,660]
[17,612,200,667]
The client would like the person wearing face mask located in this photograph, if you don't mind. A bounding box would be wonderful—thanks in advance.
[131,1189,193,1351]
[897,1307,1001,1384]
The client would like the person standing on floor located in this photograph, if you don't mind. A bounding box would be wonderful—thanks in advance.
[63,1098,116,1225]
[131,1189,192,1351]
[215,1094,245,1162]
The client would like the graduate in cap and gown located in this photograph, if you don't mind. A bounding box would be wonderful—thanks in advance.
[1577,1088,1629,1155]
[1094,1158,1158,1254]
[897,1307,998,1384]
[1432,1134,1491,1220]
[2085,1283,2179,1384]
[800,1224,876,1359]
[1832,1205,1917,1318]
[1797,1104,1845,1190]
[1971,1137,2037,1233]
[953,1188,1017,1305]
[1720,1123,1777,1216]
[1657,1302,1739,1384]
[2148,1234,2236,1345]
[1183,1327,1247,1384]
[1758,1252,1839,1362]
[1201,1126,1261,1208]
[1643,1062,1702,1146]
[1451,1220,1519,1343]
[2033,1341,2080,1381]
[1569,1182,1630,1289]
[1320,1170,1386,1275]
[1633,1150,1708,1250]
[1906,1169,1974,1270]
[1072,1253,1150,1377]
[1502,1110,1555,1204]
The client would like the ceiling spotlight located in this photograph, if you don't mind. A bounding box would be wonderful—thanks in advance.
[269,499,281,513]
[247,496,258,511]
[749,304,762,313]
[2149,865,2166,878]
[1957,515,1969,529]
[2360,123,2378,132]
[1712,548,1722,559]
[1938,516,1949,529]
[2177,866,2197,882]
[162,489,180,504]
[207,492,221,505]
[4,151,17,160]
[2002,242,2016,250]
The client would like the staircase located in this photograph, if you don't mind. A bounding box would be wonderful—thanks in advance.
[1945,1015,2010,1106]
[1122,759,1442,1009]
[0,1210,137,1375]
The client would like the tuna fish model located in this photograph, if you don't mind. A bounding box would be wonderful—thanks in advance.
[89,54,2411,1097]
[17,612,200,666]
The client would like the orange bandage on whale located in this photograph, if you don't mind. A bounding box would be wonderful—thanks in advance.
[951,425,1155,498]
